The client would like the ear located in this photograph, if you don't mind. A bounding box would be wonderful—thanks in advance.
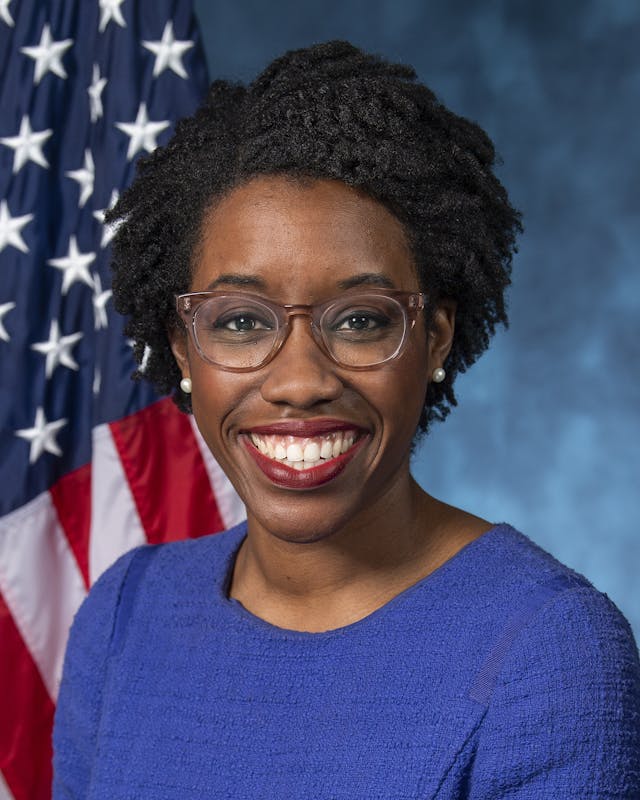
[167,323,190,379]
[427,299,456,371]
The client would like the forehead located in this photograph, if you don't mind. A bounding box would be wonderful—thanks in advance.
[191,176,417,298]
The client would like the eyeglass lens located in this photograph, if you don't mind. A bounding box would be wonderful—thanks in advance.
[192,294,408,369]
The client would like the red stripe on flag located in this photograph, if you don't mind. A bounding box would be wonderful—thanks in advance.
[50,463,92,590]
[0,590,54,800]
[109,397,225,544]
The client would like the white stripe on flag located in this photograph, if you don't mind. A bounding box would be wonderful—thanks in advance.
[0,769,15,800]
[0,773,13,800]
[0,492,86,701]
[89,423,147,585]
[189,415,246,529]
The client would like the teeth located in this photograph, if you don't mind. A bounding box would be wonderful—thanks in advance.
[342,434,353,454]
[303,442,320,462]
[286,443,304,462]
[249,429,361,470]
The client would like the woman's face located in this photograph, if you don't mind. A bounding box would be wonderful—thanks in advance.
[171,176,454,543]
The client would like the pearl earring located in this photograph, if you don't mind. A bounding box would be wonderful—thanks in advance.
[432,367,446,383]
[180,377,192,394]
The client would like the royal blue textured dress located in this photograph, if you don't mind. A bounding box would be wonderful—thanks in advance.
[53,522,640,798]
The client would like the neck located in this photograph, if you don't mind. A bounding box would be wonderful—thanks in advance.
[229,475,479,631]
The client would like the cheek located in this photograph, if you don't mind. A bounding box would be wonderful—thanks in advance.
[394,337,429,405]
[365,351,428,441]
[397,355,429,435]
[188,367,241,453]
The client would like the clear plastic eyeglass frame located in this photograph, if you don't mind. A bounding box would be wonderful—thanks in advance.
[175,290,427,372]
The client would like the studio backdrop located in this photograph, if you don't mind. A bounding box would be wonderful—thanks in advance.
[194,0,639,632]
[0,1,637,798]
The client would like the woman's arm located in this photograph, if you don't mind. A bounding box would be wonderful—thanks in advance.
[469,586,640,798]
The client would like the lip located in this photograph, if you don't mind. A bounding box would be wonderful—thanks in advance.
[241,432,369,490]
[242,419,365,437]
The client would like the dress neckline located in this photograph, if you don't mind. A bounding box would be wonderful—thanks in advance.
[217,522,515,638]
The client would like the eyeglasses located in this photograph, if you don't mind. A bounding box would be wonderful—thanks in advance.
[175,290,426,372]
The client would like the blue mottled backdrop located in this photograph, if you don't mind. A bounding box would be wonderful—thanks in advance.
[194,0,639,637]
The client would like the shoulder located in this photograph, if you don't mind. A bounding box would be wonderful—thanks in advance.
[465,527,640,795]
[462,523,590,591]
[72,521,247,646]
[53,524,244,797]
[67,545,141,658]
[53,545,143,795]
[489,578,640,700]
[450,524,615,627]
[472,588,640,795]
[463,524,639,692]
[92,521,245,594]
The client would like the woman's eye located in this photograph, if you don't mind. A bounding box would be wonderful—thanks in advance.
[334,311,388,331]
[217,313,271,332]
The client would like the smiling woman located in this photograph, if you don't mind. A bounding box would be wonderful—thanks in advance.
[170,177,447,554]
[52,41,640,799]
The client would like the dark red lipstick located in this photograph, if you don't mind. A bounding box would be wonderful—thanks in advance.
[241,433,368,490]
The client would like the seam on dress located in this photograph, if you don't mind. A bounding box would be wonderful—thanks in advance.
[428,709,488,799]
[468,573,586,706]
[108,545,158,656]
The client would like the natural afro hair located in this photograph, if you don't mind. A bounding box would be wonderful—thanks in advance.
[108,40,521,436]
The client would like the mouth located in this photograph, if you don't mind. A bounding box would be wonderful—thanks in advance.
[240,422,368,489]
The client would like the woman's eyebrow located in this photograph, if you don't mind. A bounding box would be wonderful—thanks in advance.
[205,274,268,291]
[205,273,396,292]
[337,273,396,290]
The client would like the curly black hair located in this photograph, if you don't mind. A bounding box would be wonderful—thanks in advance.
[108,40,521,436]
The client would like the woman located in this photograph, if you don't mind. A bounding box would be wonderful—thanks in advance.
[53,41,640,798]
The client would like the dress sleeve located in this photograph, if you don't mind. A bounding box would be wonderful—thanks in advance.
[52,547,141,800]
[468,586,640,798]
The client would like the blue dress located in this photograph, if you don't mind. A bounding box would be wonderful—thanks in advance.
[53,523,640,798]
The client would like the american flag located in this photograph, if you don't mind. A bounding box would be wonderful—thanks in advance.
[0,1,244,797]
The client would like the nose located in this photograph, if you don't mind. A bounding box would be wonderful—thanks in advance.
[259,316,343,409]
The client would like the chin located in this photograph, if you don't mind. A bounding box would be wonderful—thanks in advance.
[246,498,360,546]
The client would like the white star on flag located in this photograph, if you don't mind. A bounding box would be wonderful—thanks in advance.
[92,273,112,330]
[142,21,194,79]
[93,189,120,247]
[115,102,170,160]
[127,338,151,373]
[88,63,108,123]
[47,235,96,294]
[0,115,53,174]
[140,343,151,373]
[20,23,73,84]
[0,0,14,27]
[93,365,101,395]
[15,407,68,464]
[0,301,16,341]
[98,0,127,33]
[0,200,34,253]
[31,319,84,378]
[65,149,95,208]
